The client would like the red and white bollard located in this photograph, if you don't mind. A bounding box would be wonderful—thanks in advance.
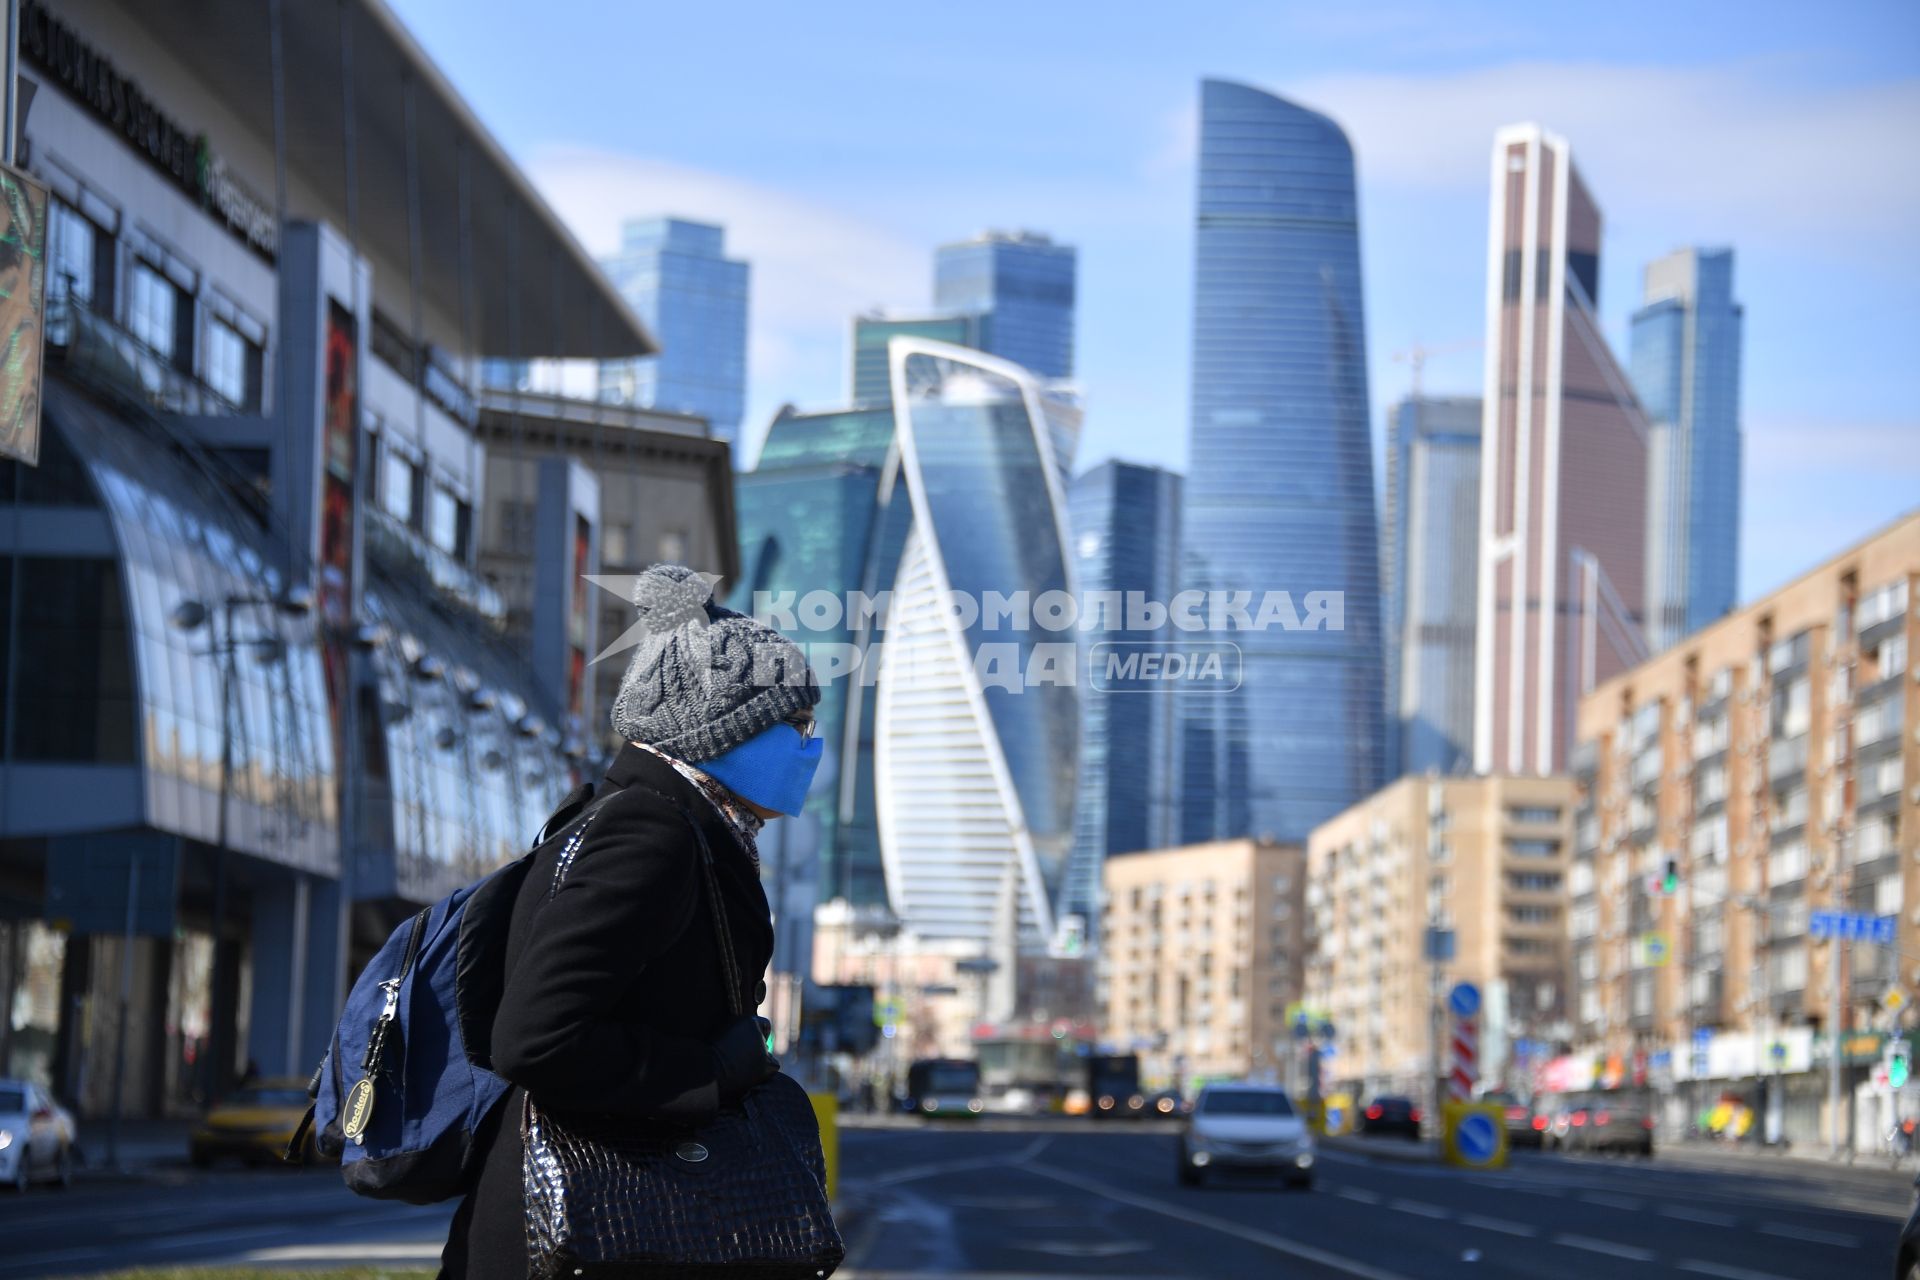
[1449,1015,1478,1103]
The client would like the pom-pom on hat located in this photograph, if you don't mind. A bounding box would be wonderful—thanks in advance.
[608,564,820,764]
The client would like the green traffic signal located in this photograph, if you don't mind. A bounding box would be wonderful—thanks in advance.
[1891,1057,1910,1089]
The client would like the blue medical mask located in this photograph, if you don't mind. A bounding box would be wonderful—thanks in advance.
[699,721,824,817]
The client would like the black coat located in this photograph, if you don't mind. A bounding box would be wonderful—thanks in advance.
[439,743,774,1279]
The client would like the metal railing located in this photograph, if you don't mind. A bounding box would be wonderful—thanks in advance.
[49,292,242,419]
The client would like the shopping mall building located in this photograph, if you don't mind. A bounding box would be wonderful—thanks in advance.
[0,0,737,1120]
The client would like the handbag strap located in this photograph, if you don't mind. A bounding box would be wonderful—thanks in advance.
[545,775,753,1018]
[678,800,750,1021]
[618,783,748,1020]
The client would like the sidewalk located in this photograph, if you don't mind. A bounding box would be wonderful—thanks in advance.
[1658,1135,1918,1176]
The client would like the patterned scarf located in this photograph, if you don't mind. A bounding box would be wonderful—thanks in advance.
[630,740,764,867]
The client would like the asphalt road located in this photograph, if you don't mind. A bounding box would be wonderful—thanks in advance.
[0,1122,1906,1278]
[834,1121,1909,1280]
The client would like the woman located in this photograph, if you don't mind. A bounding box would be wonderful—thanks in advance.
[441,564,822,1278]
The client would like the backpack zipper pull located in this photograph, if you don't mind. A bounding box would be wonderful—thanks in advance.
[362,979,402,1077]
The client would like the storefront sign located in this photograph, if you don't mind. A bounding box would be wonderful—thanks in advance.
[21,1,277,260]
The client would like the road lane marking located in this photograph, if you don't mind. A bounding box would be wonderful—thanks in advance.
[1335,1187,1382,1204]
[1024,1162,1415,1280]
[246,1243,447,1262]
[1577,1191,1645,1210]
[1553,1233,1656,1262]
[1659,1205,1738,1227]
[1459,1214,1537,1238]
[1677,1262,1796,1280]
[1388,1198,1449,1219]
[144,1224,303,1251]
[1758,1222,1859,1247]
[840,1272,1185,1279]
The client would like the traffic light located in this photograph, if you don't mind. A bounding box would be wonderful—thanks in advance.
[1660,858,1679,896]
[1890,1038,1911,1090]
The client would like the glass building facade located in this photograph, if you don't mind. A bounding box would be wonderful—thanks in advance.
[1181,79,1384,844]
[732,406,896,906]
[934,232,1076,381]
[598,218,750,442]
[1,0,666,1119]
[1383,396,1482,779]
[876,340,1080,945]
[1630,248,1743,652]
[1066,461,1181,931]
[849,315,978,406]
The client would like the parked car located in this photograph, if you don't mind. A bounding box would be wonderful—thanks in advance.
[0,1079,76,1191]
[1176,1082,1314,1189]
[1554,1089,1655,1156]
[1480,1089,1546,1149]
[1359,1094,1423,1140]
[190,1079,315,1168]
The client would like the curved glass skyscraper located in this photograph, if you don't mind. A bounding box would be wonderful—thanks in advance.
[1181,79,1384,843]
[875,339,1080,944]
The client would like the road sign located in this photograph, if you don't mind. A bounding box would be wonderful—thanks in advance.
[1886,989,1909,1016]
[1448,982,1481,1019]
[1638,932,1671,967]
[1425,927,1456,963]
[1442,1101,1508,1170]
[1810,910,1897,944]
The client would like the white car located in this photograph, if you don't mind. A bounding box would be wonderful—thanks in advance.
[1177,1082,1315,1189]
[0,1079,76,1191]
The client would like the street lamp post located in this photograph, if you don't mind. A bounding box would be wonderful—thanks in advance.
[171,588,312,1102]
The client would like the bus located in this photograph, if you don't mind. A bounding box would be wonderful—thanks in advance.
[901,1058,983,1118]
[1088,1054,1146,1119]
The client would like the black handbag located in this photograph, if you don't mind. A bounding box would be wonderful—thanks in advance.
[521,797,845,1279]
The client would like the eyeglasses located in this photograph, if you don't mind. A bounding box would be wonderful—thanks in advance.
[783,712,816,742]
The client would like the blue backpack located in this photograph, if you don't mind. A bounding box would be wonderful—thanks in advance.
[290,781,615,1203]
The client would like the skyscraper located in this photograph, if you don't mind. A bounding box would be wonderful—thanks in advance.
[1066,461,1183,929]
[1383,396,1482,779]
[1181,78,1384,844]
[1630,248,1743,652]
[934,231,1077,380]
[1474,125,1649,776]
[598,217,750,442]
[732,405,897,906]
[875,338,1081,945]
[848,313,979,405]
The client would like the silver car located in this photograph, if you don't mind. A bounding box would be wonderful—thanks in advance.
[0,1079,76,1191]
[1176,1082,1315,1189]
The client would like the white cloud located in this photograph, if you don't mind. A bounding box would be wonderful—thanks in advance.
[525,145,926,453]
[1292,62,1920,250]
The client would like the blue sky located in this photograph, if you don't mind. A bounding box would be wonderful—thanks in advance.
[392,0,1919,602]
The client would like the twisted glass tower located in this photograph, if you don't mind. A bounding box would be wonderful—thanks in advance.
[1181,79,1384,843]
[875,339,1081,944]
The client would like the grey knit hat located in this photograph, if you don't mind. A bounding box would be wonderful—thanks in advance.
[609,563,820,764]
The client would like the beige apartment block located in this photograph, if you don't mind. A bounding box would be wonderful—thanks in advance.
[1306,775,1575,1096]
[1098,840,1306,1087]
[1572,512,1919,1061]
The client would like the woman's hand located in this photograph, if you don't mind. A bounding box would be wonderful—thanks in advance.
[710,1015,779,1099]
